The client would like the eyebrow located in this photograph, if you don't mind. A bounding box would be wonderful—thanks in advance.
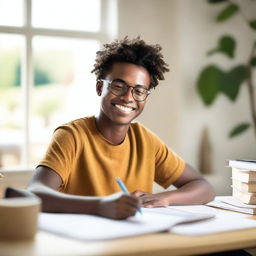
[113,78,149,90]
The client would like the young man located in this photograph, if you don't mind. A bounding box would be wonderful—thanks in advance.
[27,37,215,220]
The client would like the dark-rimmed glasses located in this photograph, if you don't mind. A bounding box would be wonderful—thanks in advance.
[100,79,151,102]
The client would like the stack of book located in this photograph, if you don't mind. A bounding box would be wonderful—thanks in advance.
[228,159,256,204]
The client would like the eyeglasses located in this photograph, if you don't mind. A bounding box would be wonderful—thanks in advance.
[100,79,151,102]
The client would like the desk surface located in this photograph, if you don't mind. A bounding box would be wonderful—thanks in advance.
[1,213,256,256]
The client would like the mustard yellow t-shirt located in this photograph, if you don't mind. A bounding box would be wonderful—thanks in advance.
[39,116,185,196]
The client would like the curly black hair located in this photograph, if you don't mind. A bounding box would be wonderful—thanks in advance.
[91,36,169,89]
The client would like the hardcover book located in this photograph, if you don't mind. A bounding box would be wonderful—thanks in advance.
[232,168,256,182]
[232,187,256,204]
[232,179,256,193]
[228,159,256,171]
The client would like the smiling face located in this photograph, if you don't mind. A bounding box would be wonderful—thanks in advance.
[96,62,151,126]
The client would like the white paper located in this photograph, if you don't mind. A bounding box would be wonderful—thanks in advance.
[38,207,213,240]
[170,204,256,236]
[219,196,256,209]
[39,199,256,239]
[142,207,215,223]
[207,196,256,215]
[39,211,183,240]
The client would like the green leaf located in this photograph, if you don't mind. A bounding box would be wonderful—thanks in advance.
[229,123,250,138]
[217,4,239,22]
[207,35,236,58]
[220,65,248,101]
[249,20,256,30]
[251,57,256,66]
[197,65,223,106]
[219,36,236,58]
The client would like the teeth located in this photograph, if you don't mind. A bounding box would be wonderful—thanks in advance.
[115,104,133,113]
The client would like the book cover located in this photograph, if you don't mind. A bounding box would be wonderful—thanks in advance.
[228,159,256,171]
[232,168,256,182]
[232,179,256,193]
[232,187,256,204]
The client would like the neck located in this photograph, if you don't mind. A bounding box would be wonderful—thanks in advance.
[94,114,130,145]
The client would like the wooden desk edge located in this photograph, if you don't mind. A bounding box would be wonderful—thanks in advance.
[1,227,256,256]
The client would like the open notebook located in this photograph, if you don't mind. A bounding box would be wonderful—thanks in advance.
[39,200,256,240]
[38,207,214,240]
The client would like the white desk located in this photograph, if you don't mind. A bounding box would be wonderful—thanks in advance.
[1,209,256,256]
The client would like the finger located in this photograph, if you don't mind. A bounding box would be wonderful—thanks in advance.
[131,190,147,197]
[143,199,169,208]
[141,196,161,207]
[120,198,141,212]
[143,200,158,208]
[120,194,140,208]
[141,196,155,204]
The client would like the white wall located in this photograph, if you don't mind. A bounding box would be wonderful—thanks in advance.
[117,0,183,152]
[117,0,256,195]
[1,0,255,197]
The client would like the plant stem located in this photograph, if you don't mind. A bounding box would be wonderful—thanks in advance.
[247,43,256,139]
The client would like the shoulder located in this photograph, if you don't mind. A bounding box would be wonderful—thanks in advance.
[55,116,93,134]
[52,116,94,142]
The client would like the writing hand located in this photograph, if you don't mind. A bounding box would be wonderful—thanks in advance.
[131,190,170,208]
[96,192,140,219]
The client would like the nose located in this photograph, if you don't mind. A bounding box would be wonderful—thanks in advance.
[120,87,134,102]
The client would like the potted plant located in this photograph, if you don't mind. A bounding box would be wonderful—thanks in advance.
[197,0,256,139]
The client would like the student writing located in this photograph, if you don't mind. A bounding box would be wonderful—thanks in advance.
[26,37,215,220]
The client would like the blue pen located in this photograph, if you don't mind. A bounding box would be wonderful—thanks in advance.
[115,177,142,214]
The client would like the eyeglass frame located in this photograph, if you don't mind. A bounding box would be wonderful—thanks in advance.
[99,78,151,102]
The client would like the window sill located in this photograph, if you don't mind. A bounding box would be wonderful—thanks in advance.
[0,168,34,176]
[0,167,34,173]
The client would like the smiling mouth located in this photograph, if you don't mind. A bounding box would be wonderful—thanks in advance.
[112,104,136,113]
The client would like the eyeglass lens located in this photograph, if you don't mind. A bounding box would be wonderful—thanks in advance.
[109,80,149,101]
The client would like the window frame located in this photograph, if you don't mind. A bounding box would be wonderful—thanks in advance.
[0,0,117,171]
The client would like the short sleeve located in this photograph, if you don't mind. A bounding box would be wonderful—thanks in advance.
[153,137,186,189]
[38,126,77,185]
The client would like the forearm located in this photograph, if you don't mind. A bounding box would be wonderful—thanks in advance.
[134,179,216,208]
[27,183,100,214]
[26,166,140,219]
[164,179,215,205]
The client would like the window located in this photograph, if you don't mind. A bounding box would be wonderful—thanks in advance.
[0,0,117,170]
[0,0,24,27]
[0,34,24,168]
[32,0,101,32]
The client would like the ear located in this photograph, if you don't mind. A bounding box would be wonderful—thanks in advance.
[96,81,103,96]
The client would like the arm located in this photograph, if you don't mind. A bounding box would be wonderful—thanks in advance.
[27,166,140,219]
[132,163,215,207]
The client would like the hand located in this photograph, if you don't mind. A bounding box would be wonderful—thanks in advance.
[131,190,170,208]
[96,192,140,219]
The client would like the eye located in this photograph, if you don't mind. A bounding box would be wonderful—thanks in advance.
[134,88,146,95]
[111,80,125,90]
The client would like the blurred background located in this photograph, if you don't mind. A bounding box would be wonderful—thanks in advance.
[0,0,255,196]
